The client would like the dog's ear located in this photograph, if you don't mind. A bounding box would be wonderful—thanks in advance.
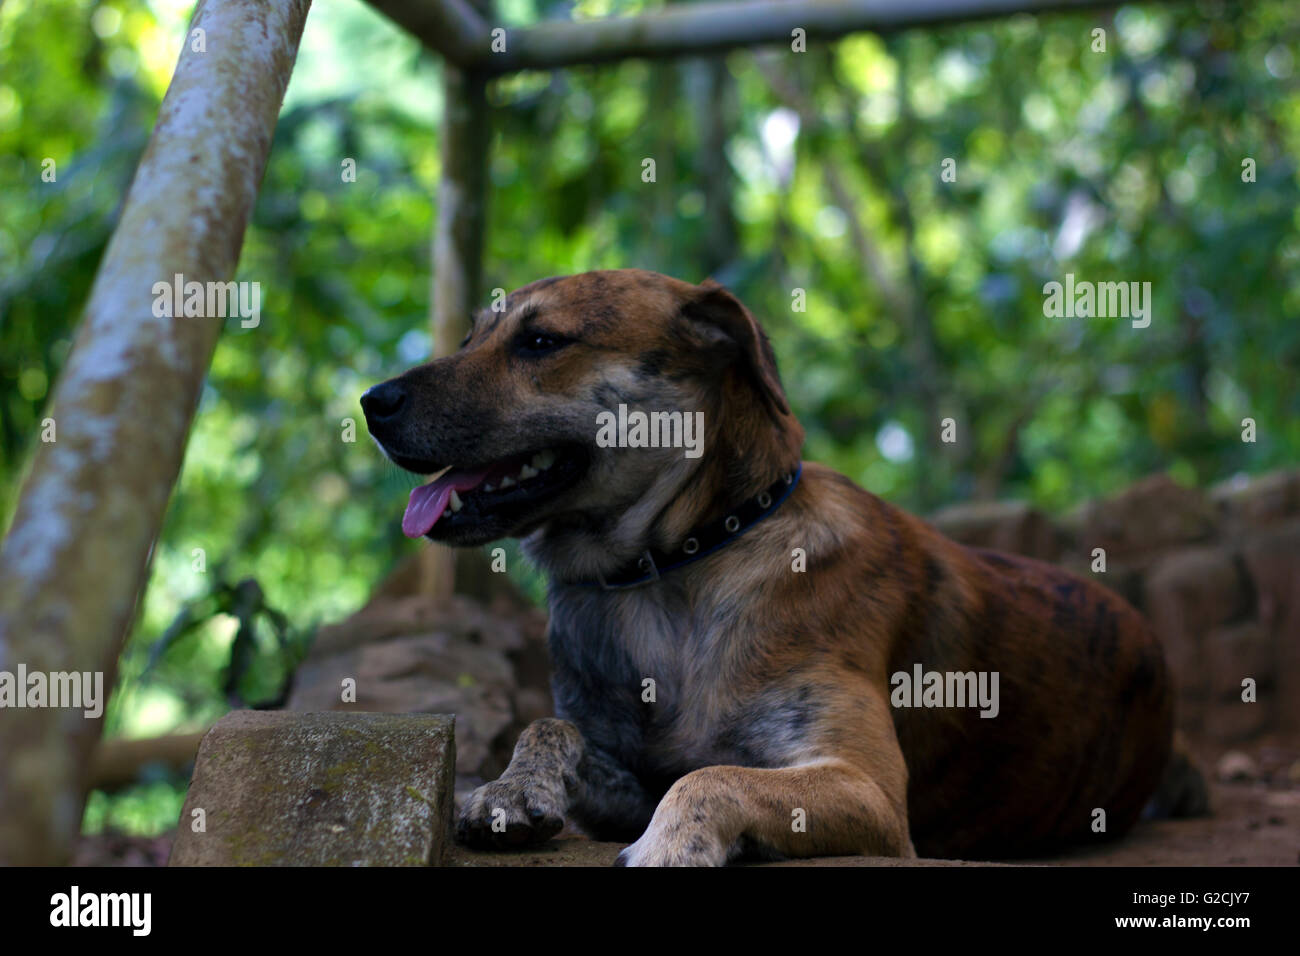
[681,279,791,421]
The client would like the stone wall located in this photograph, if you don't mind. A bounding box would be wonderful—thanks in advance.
[289,468,1300,794]
[286,553,552,803]
[930,469,1300,750]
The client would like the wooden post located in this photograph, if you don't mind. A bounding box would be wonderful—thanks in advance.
[432,66,491,359]
[0,0,312,865]
[420,4,493,597]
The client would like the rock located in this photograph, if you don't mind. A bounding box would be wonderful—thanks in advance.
[1209,700,1269,745]
[1059,555,1145,610]
[169,711,455,866]
[287,635,515,779]
[1241,519,1300,734]
[1211,469,1300,530]
[72,831,173,868]
[1175,696,1207,740]
[929,500,1061,562]
[1145,546,1251,697]
[310,594,533,658]
[286,576,554,784]
[1076,474,1216,560]
[1215,750,1259,783]
[513,687,553,726]
[1204,621,1274,703]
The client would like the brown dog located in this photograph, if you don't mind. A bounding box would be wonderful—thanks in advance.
[362,268,1194,865]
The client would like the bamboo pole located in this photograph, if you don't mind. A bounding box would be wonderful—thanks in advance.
[366,0,489,66]
[379,0,1182,73]
[0,0,312,866]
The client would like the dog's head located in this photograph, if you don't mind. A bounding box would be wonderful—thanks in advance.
[362,269,803,570]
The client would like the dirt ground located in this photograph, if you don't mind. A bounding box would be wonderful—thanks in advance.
[448,779,1300,868]
[75,743,1300,867]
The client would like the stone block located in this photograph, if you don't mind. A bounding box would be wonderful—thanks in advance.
[287,635,514,779]
[1211,469,1300,530]
[1241,519,1300,732]
[1075,474,1216,560]
[1145,546,1250,696]
[169,710,454,866]
[1205,621,1274,703]
[928,500,1061,562]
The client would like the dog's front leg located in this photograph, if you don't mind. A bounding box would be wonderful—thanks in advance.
[616,759,914,867]
[457,717,654,849]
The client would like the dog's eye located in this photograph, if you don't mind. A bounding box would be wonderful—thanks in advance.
[514,331,570,357]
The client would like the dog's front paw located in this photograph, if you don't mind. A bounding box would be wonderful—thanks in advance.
[614,825,729,867]
[456,776,565,850]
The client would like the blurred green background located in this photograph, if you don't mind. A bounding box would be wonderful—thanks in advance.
[1,0,1297,836]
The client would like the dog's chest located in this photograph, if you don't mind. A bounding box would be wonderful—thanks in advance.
[546,586,780,778]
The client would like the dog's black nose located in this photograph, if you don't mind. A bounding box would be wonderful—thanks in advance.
[361,381,407,425]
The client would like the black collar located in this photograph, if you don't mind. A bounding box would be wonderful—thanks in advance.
[576,463,803,591]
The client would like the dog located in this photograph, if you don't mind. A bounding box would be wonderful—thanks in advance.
[362,268,1200,865]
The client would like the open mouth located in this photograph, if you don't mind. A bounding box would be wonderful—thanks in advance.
[400,446,586,538]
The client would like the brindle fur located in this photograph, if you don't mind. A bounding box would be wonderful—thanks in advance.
[365,269,1184,865]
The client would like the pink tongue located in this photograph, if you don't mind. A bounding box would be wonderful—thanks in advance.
[401,468,489,538]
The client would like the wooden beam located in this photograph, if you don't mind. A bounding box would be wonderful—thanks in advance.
[87,732,208,793]
[0,0,312,866]
[377,0,1182,74]
[365,0,489,67]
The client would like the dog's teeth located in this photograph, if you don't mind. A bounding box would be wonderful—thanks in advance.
[500,475,516,489]
[483,483,496,493]
[534,450,556,470]
[520,465,539,479]
[449,490,464,512]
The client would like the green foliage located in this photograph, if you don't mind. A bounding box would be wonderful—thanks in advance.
[1,0,1298,833]
[143,573,307,709]
[82,780,186,838]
